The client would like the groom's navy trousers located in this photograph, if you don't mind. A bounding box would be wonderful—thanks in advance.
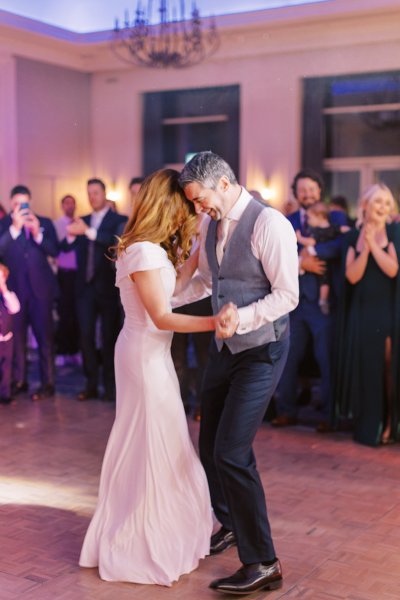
[199,336,289,565]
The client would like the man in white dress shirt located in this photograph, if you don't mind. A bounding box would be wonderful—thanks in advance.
[53,195,80,363]
[62,179,127,403]
[176,152,299,595]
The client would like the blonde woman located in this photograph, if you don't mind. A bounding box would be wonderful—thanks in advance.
[334,183,400,446]
[79,169,235,585]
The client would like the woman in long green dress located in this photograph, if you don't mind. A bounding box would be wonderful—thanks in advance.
[334,183,400,446]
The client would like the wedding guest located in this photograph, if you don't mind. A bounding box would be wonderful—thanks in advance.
[0,263,20,404]
[328,194,356,227]
[53,195,80,363]
[171,213,213,419]
[0,185,59,400]
[333,183,400,446]
[128,176,144,207]
[62,178,127,402]
[272,170,347,431]
[296,201,350,314]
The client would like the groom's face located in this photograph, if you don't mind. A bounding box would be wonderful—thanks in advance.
[183,177,229,221]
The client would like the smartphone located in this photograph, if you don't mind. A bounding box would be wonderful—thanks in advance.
[19,201,30,220]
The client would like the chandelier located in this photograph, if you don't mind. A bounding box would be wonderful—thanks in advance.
[112,1,220,69]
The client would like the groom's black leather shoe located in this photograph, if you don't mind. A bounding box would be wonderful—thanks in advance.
[210,527,236,555]
[209,559,283,594]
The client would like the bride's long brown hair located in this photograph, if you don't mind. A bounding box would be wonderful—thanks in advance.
[117,169,197,269]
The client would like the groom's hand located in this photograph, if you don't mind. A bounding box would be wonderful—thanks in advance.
[215,302,239,339]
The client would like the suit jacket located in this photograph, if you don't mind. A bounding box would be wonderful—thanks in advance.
[0,214,59,301]
[288,209,348,304]
[0,297,13,336]
[61,209,127,296]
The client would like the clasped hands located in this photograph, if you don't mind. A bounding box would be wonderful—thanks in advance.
[215,302,239,339]
[362,222,377,250]
[66,218,89,236]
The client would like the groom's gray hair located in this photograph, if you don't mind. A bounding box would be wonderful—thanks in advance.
[178,151,237,190]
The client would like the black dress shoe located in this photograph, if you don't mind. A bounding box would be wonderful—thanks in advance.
[381,436,395,445]
[210,527,236,555]
[209,559,283,594]
[316,420,333,433]
[12,381,28,395]
[77,388,98,401]
[271,415,298,427]
[0,397,12,405]
[31,384,55,401]
[296,387,312,406]
[193,408,201,422]
[102,393,115,403]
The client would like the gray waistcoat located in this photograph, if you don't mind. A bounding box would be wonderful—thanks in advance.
[206,198,289,354]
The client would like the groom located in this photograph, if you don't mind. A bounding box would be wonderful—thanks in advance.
[176,152,299,595]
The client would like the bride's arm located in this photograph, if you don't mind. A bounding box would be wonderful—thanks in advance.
[133,268,215,333]
[133,268,236,337]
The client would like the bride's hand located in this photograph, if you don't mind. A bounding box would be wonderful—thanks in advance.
[215,303,239,339]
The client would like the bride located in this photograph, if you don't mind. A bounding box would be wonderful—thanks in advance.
[79,168,235,586]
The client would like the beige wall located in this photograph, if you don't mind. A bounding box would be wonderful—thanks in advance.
[0,0,399,216]
[15,58,91,218]
[90,56,302,214]
[89,3,400,212]
[0,52,18,210]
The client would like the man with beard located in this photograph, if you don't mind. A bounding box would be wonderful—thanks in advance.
[272,169,348,431]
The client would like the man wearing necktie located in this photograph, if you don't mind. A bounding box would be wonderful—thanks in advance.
[0,185,59,401]
[175,152,299,595]
[216,217,231,264]
[62,178,127,403]
[272,169,348,432]
[53,195,80,362]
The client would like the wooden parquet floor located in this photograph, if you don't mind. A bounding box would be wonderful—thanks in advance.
[1,360,400,599]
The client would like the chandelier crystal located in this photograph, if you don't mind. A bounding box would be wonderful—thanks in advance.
[112,1,219,69]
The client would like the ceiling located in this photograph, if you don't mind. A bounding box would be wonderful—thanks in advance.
[0,0,328,33]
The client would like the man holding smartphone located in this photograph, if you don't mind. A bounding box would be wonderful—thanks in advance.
[0,185,59,400]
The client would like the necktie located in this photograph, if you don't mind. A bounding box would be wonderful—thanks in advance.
[86,240,95,282]
[302,212,310,236]
[216,218,230,265]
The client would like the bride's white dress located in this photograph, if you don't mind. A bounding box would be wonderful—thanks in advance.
[79,241,213,585]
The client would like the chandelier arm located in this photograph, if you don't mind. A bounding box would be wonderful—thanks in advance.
[112,0,219,69]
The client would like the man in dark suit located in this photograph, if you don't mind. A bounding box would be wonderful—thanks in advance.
[272,169,347,431]
[0,185,59,400]
[63,178,127,402]
[128,176,144,207]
